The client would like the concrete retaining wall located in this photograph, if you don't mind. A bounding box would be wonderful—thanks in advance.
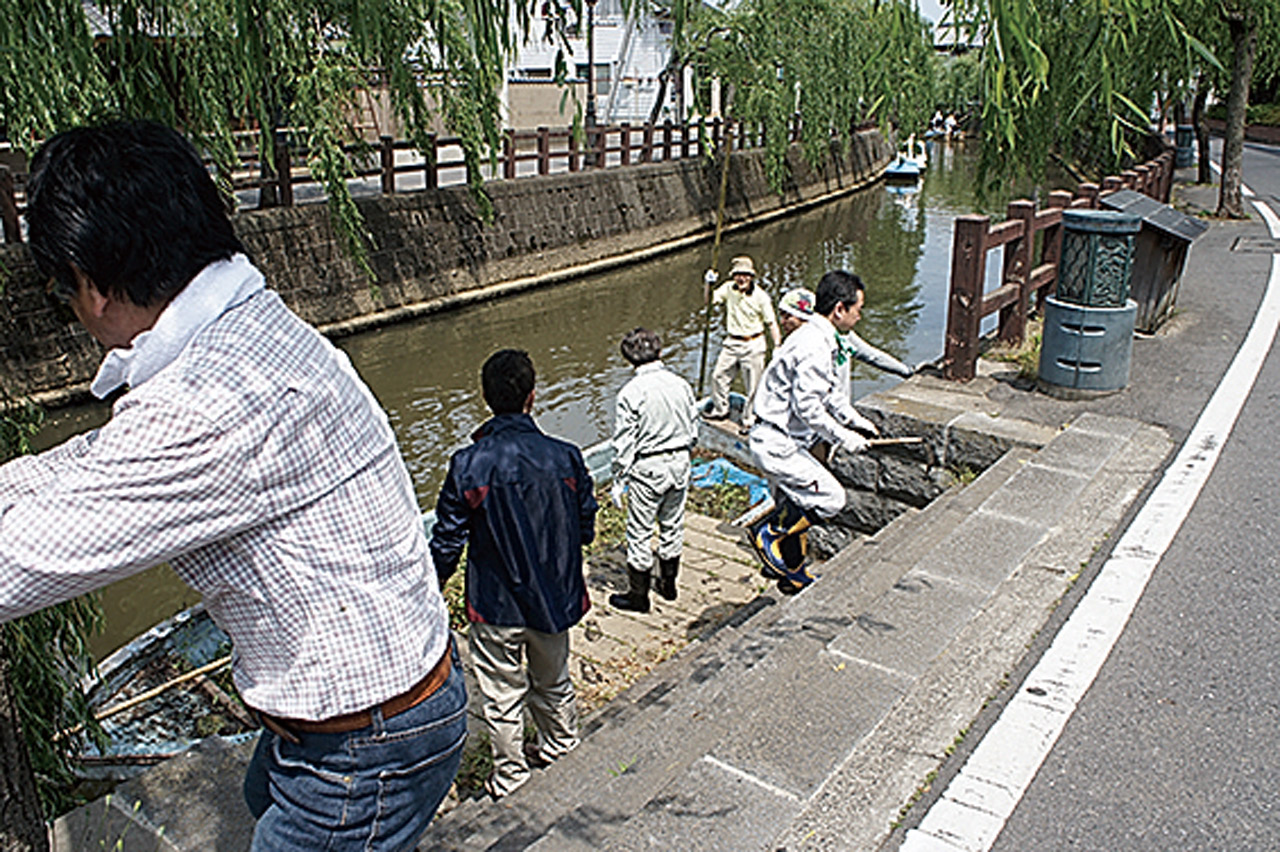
[0,129,891,406]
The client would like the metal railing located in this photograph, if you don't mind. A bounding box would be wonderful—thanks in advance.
[942,151,1175,381]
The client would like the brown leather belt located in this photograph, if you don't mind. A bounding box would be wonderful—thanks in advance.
[728,331,764,341]
[256,643,452,743]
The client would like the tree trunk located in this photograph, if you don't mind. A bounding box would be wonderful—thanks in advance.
[1216,6,1257,219]
[1192,77,1212,185]
[0,637,48,852]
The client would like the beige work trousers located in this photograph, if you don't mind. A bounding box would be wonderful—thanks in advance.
[709,335,767,427]
[468,622,579,798]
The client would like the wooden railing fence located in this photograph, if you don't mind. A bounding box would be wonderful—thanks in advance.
[0,115,816,245]
[942,151,1175,381]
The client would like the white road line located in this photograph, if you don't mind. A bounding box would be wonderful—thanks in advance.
[1254,199,1280,239]
[1208,157,1256,197]
[701,755,802,803]
[902,212,1280,852]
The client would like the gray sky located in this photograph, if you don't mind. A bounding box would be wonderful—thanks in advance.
[918,0,947,25]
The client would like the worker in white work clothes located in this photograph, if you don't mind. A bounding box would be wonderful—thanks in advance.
[608,328,699,613]
[748,270,880,593]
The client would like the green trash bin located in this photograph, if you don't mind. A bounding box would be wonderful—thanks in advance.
[1039,210,1141,396]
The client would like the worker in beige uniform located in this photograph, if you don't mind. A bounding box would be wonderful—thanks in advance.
[702,255,781,435]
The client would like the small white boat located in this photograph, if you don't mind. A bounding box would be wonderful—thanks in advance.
[885,134,927,181]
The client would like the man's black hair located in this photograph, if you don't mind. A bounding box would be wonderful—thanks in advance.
[26,120,245,307]
[620,327,661,366]
[482,349,536,415]
[814,270,866,316]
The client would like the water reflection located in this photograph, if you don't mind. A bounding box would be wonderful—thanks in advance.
[35,139,1028,656]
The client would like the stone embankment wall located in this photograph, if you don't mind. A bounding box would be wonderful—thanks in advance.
[0,129,891,405]
[808,400,1046,557]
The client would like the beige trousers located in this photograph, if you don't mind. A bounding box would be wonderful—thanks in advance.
[468,622,579,798]
[709,335,767,427]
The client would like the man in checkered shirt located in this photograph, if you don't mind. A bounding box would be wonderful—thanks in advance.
[0,121,465,851]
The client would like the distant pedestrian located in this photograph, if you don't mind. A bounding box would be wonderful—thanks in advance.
[748,271,880,593]
[703,255,781,434]
[431,349,598,799]
[0,120,466,852]
[608,328,699,613]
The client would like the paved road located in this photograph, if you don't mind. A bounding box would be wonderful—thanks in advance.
[894,141,1280,851]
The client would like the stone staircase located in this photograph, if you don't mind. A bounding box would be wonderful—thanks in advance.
[422,412,1172,851]
[51,396,1172,852]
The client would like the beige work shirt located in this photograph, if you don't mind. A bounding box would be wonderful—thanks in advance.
[712,281,776,338]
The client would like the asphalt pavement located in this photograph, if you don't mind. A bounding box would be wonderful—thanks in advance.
[891,141,1280,851]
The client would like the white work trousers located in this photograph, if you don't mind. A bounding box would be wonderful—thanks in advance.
[468,623,580,798]
[748,424,847,519]
[624,451,690,573]
[709,335,767,427]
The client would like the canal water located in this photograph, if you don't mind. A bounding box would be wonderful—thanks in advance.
[35,140,1037,658]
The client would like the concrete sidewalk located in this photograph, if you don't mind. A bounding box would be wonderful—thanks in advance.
[52,174,1271,852]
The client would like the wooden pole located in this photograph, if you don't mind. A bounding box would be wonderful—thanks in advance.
[697,124,736,398]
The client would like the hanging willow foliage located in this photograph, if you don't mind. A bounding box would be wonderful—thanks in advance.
[684,0,936,192]
[0,0,578,272]
[0,401,106,820]
[947,0,1219,190]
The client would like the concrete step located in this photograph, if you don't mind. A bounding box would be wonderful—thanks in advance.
[423,413,1171,851]
[422,445,1034,850]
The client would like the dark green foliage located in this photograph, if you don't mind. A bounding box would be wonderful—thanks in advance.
[1,400,106,819]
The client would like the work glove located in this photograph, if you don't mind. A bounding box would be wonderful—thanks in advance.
[837,428,869,455]
[704,269,719,286]
[848,410,879,438]
[611,480,626,509]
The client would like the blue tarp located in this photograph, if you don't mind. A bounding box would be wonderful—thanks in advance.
[690,458,771,506]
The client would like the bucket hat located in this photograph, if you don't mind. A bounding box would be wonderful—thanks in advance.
[729,256,757,277]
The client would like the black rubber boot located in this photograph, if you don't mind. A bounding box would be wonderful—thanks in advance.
[609,566,651,613]
[656,556,680,601]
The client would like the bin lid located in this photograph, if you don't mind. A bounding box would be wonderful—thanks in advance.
[1099,189,1209,243]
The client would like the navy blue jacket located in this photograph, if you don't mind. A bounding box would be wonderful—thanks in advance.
[430,413,597,634]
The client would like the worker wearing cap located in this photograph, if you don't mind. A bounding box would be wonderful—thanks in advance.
[703,255,781,434]
[748,271,880,593]
[776,287,816,338]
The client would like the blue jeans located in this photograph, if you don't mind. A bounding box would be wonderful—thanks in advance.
[244,645,467,852]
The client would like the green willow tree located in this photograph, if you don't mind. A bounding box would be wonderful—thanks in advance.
[683,0,936,190]
[0,0,578,265]
[0,401,104,849]
[948,0,1278,212]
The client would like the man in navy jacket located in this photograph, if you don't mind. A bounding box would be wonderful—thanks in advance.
[431,349,598,798]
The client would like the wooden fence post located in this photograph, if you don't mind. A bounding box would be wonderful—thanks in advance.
[275,137,293,207]
[1102,175,1123,194]
[663,119,673,161]
[380,135,396,194]
[620,123,631,166]
[595,125,607,167]
[1042,190,1072,298]
[944,214,991,381]
[424,133,438,189]
[642,123,654,163]
[537,127,550,175]
[570,132,580,172]
[503,129,516,179]
[1076,182,1100,208]
[1000,200,1036,347]
[0,167,20,244]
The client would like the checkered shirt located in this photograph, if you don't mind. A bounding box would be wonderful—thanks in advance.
[0,289,450,720]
